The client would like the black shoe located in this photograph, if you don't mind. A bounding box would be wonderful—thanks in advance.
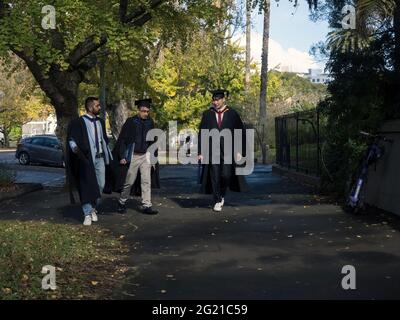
[142,206,158,215]
[117,202,127,214]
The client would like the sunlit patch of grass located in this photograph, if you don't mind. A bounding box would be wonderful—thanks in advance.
[0,220,129,300]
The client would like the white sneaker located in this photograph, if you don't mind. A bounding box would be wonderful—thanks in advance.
[221,198,225,206]
[91,210,98,222]
[83,215,92,226]
[213,202,223,212]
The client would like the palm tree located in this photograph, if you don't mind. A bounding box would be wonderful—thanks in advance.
[324,0,400,113]
[245,0,252,92]
[256,0,315,164]
[258,0,271,164]
[326,0,395,51]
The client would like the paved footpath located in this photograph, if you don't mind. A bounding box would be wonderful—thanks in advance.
[1,164,400,299]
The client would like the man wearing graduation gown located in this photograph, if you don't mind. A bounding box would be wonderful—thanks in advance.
[66,97,113,226]
[111,98,159,215]
[198,89,247,212]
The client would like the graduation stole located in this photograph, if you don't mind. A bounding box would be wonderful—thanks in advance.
[212,106,229,128]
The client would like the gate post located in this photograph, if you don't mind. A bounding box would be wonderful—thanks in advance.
[296,112,299,171]
[317,109,321,176]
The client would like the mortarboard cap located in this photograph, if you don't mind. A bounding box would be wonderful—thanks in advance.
[135,98,152,108]
[211,89,229,100]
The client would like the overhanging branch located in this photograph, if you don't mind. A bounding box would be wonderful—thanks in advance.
[11,49,46,84]
[67,34,108,68]
[119,0,165,26]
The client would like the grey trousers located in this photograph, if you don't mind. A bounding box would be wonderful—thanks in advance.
[119,153,152,207]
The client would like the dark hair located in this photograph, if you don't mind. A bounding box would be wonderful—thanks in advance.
[85,97,99,111]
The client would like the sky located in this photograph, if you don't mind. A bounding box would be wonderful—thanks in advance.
[234,0,330,73]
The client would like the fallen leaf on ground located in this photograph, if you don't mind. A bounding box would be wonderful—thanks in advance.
[2,288,12,294]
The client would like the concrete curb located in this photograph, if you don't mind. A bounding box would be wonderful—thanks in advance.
[1,163,64,173]
[0,183,44,202]
[272,164,321,189]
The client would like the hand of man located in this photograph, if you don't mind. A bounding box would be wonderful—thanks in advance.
[236,153,243,163]
[198,155,203,163]
[120,159,127,165]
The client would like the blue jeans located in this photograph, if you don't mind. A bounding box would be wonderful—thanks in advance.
[82,157,105,216]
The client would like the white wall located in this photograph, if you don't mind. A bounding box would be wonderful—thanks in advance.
[365,120,400,216]
[22,114,57,137]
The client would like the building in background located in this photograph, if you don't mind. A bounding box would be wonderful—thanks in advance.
[272,65,332,84]
[22,114,57,137]
[298,68,332,84]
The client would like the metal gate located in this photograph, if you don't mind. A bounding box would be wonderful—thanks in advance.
[275,109,323,176]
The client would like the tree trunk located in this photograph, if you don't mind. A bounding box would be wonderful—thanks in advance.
[99,57,107,121]
[47,76,80,154]
[3,130,9,148]
[54,103,79,152]
[259,0,271,164]
[245,0,252,92]
[7,0,165,152]
[13,51,93,155]
[394,0,400,115]
[106,100,133,139]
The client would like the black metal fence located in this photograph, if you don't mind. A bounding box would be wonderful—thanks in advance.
[275,109,323,176]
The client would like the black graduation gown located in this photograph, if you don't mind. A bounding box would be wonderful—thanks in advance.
[66,117,112,205]
[198,106,248,194]
[103,116,160,196]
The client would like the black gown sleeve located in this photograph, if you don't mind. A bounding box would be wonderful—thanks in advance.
[67,119,80,148]
[234,111,246,157]
[118,119,131,160]
[198,111,207,156]
[148,119,158,158]
[67,119,88,162]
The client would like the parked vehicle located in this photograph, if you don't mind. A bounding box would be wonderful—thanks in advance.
[15,135,64,167]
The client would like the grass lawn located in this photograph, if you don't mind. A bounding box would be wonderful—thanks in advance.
[0,220,129,300]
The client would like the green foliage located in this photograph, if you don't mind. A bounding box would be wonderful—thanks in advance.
[320,51,392,194]
[146,32,248,129]
[145,26,327,138]
[0,0,148,71]
[311,0,397,196]
[0,0,239,124]
[239,70,327,148]
[0,56,52,146]
[9,126,21,141]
